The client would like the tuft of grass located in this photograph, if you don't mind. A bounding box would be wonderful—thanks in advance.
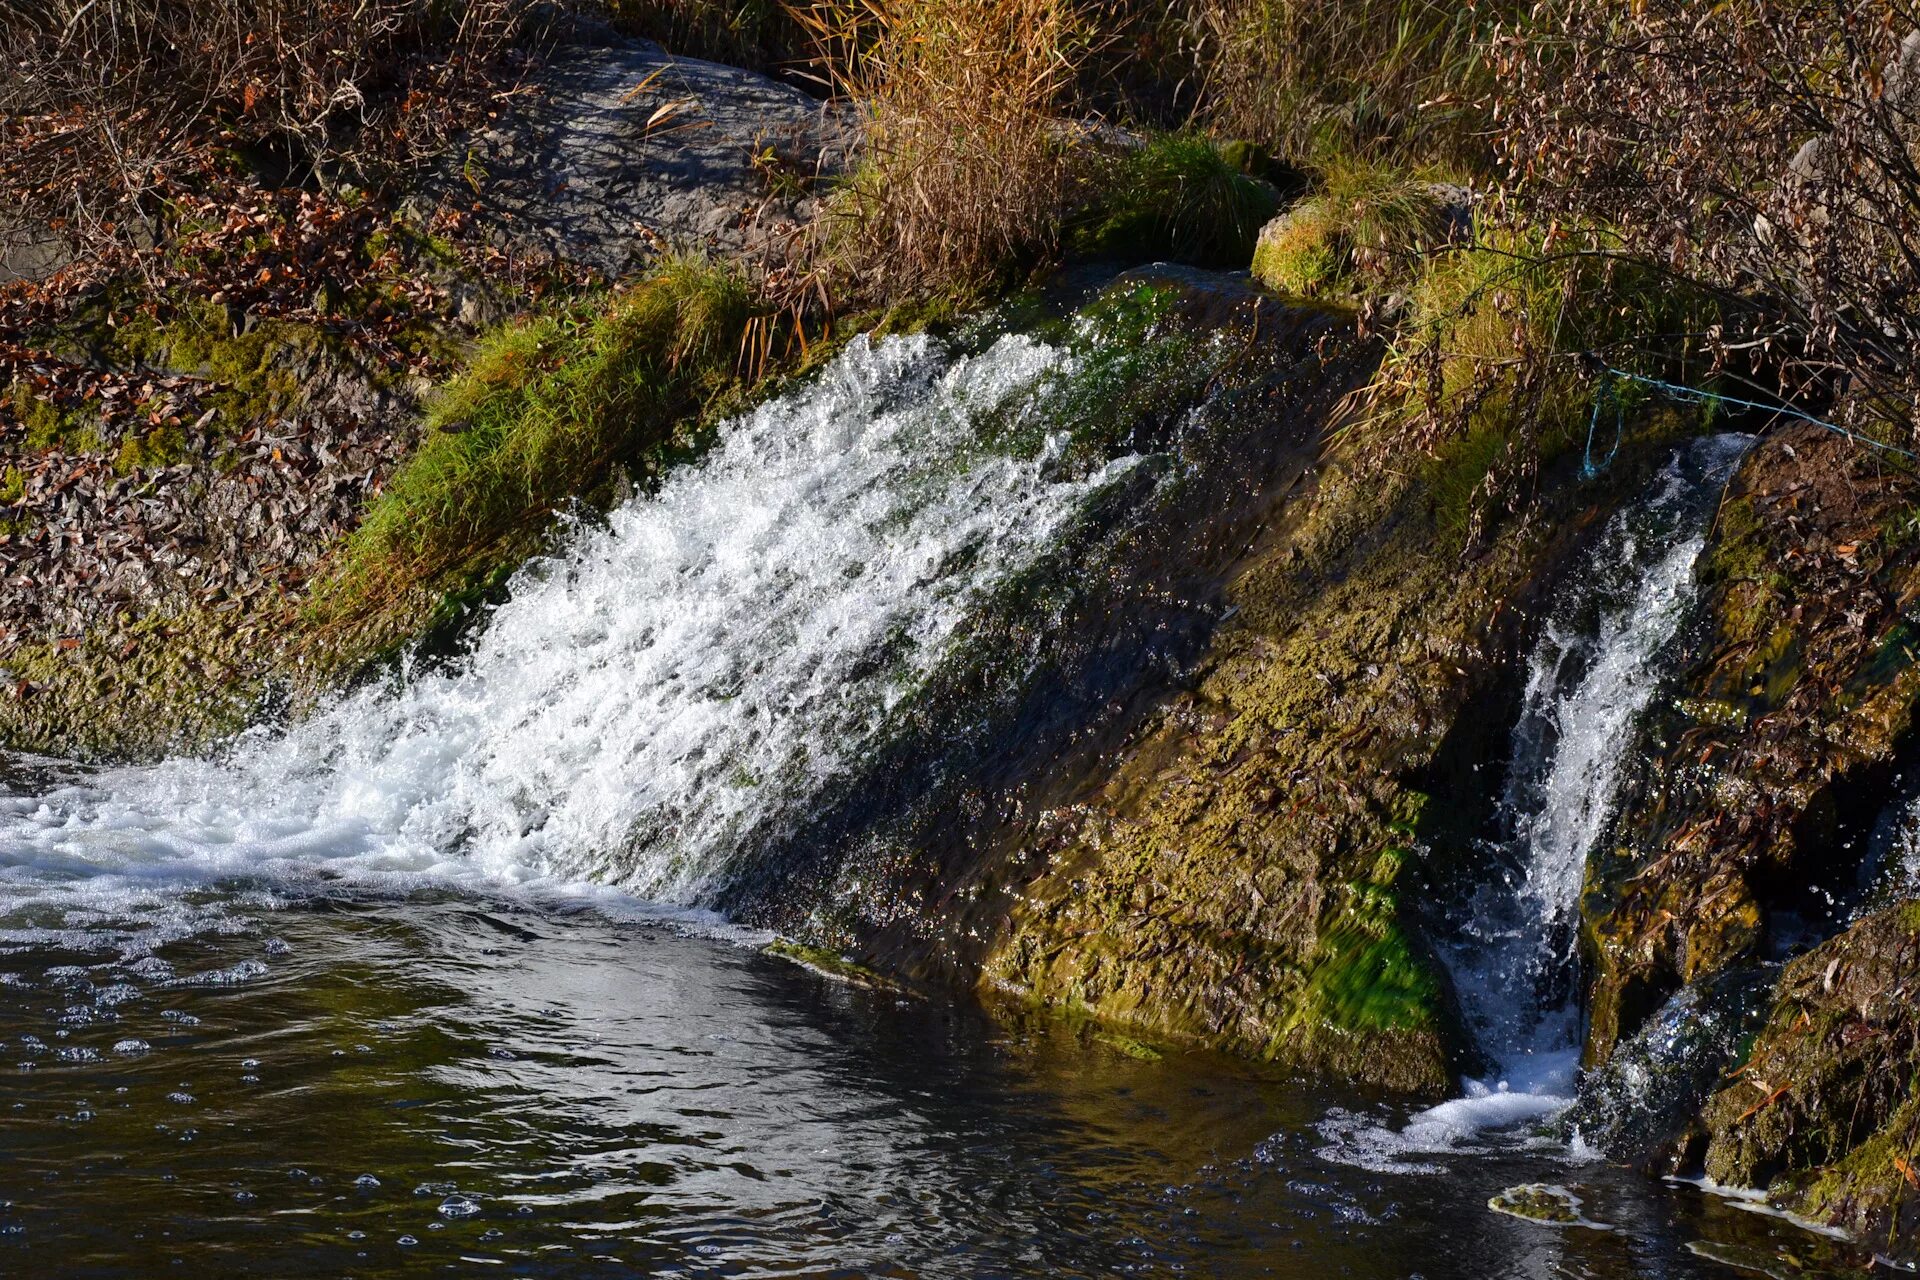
[1194,0,1519,171]
[1068,133,1281,269]
[814,0,1082,301]
[1251,158,1462,298]
[311,256,770,645]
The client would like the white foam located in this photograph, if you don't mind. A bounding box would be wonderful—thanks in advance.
[0,330,1118,945]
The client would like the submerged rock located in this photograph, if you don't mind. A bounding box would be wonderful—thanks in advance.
[1487,1183,1603,1228]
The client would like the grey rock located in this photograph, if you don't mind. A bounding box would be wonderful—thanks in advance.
[418,34,859,277]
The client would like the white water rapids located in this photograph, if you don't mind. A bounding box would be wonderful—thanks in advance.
[1316,434,1751,1173]
[0,330,1137,934]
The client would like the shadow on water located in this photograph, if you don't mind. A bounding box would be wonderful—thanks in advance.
[0,887,1875,1278]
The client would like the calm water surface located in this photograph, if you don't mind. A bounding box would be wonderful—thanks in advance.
[0,884,1869,1279]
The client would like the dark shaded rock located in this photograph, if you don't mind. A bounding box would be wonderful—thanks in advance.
[1561,964,1774,1171]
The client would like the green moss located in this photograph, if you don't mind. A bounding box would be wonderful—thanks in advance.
[1251,160,1458,298]
[1070,133,1281,269]
[307,256,775,664]
[102,298,315,427]
[766,939,905,992]
[9,380,102,453]
[1251,198,1344,296]
[1704,496,1767,584]
[113,425,192,474]
[0,466,23,504]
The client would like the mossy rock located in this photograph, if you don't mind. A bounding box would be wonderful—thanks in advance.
[1583,425,1920,1067]
[0,598,291,763]
[1700,902,1920,1263]
[1487,1184,1590,1226]
[766,939,908,993]
[1250,175,1470,300]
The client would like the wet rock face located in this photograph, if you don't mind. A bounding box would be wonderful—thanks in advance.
[419,31,857,274]
[929,298,1655,1091]
[1583,424,1920,1065]
[1701,902,1920,1261]
[1560,965,1775,1171]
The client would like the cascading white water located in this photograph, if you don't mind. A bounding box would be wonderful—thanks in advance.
[0,330,1139,932]
[1315,435,1750,1172]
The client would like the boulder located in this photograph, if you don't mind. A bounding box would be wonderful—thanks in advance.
[1251,179,1472,301]
[417,31,858,276]
[1701,901,1920,1263]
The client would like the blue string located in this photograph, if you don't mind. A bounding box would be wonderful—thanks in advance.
[1582,373,1623,478]
[1581,364,1920,479]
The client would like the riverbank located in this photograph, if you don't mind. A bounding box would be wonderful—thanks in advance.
[5,2,1920,1267]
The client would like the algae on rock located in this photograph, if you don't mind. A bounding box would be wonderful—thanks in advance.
[975,425,1631,1094]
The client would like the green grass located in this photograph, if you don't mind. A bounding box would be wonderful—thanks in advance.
[311,256,771,647]
[1069,133,1282,269]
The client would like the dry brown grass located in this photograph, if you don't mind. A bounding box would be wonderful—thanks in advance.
[801,0,1084,301]
[1193,0,1514,168]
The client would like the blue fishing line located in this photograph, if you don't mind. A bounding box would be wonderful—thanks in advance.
[1582,364,1919,478]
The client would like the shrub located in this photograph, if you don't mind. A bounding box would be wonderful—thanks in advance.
[1495,0,1920,443]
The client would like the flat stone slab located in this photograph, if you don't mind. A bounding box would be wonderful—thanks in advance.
[425,35,857,276]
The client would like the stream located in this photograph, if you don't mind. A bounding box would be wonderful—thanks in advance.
[0,326,1880,1276]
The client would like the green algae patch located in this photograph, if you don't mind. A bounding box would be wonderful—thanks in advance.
[1093,1032,1166,1062]
[1487,1184,1606,1228]
[766,939,909,994]
[1298,916,1441,1037]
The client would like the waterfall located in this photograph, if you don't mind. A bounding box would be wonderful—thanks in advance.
[0,330,1141,928]
[1316,435,1750,1172]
